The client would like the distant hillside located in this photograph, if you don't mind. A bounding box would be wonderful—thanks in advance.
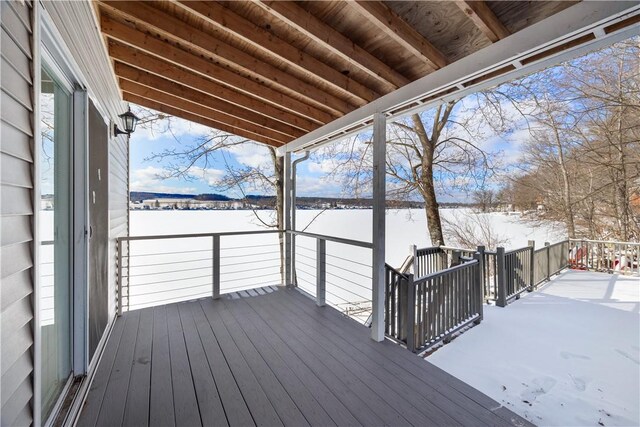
[130,192,231,202]
[130,191,432,209]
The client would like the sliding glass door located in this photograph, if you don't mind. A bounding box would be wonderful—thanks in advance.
[40,65,73,421]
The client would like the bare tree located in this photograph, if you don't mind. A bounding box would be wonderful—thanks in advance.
[442,210,509,250]
[320,98,501,246]
[143,126,290,280]
[503,38,640,240]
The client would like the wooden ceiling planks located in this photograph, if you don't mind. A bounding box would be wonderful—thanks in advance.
[123,92,283,145]
[94,0,580,147]
[454,1,510,42]
[346,1,448,70]
[98,14,334,126]
[256,1,410,91]
[99,1,352,116]
[173,1,380,105]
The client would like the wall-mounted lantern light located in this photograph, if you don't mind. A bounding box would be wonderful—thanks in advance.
[114,107,140,137]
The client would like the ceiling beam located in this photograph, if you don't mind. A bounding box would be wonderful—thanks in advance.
[455,1,510,42]
[115,63,299,141]
[108,41,315,135]
[277,1,639,155]
[99,14,333,126]
[121,79,290,145]
[347,1,448,70]
[256,0,410,91]
[174,0,380,104]
[123,91,283,146]
[99,1,353,116]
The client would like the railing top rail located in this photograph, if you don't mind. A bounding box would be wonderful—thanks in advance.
[119,229,281,242]
[505,246,531,255]
[414,258,478,284]
[439,245,474,252]
[415,246,442,254]
[385,263,408,278]
[569,238,640,246]
[287,230,373,249]
[547,240,569,249]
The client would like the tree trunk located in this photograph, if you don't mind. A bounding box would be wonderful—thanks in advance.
[422,166,445,246]
[551,125,576,238]
[270,148,286,285]
[411,113,446,246]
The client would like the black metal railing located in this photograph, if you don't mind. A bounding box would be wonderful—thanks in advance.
[385,255,483,352]
[503,246,533,301]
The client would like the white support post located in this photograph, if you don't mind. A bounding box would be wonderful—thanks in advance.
[284,152,292,287]
[316,238,326,307]
[371,112,386,342]
[212,235,220,299]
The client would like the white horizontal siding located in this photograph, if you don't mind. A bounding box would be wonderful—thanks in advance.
[1,1,34,425]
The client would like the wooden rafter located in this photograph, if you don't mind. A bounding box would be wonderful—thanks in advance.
[120,80,290,144]
[347,1,448,70]
[99,14,333,126]
[454,1,510,42]
[98,1,353,116]
[256,0,410,91]
[114,63,300,141]
[174,1,381,104]
[108,41,316,135]
[123,92,283,146]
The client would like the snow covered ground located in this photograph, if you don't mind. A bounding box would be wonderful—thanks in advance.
[428,270,640,427]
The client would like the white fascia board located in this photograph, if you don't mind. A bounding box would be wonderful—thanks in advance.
[277,1,640,156]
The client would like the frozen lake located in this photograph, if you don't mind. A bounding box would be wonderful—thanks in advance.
[130,208,563,266]
[124,209,563,314]
[40,208,564,319]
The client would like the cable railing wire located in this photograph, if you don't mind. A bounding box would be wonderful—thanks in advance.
[222,257,280,267]
[221,264,279,275]
[125,257,213,269]
[129,248,210,258]
[325,261,371,279]
[130,273,212,287]
[325,270,371,292]
[221,243,279,251]
[131,282,211,297]
[325,252,372,268]
[220,250,277,259]
[129,265,211,278]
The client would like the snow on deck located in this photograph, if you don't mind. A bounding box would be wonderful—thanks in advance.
[428,270,640,427]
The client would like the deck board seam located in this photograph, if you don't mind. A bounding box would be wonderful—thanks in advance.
[214,299,311,426]
[189,302,256,426]
[176,302,204,426]
[239,291,398,426]
[96,311,141,426]
[270,290,494,426]
[186,302,233,426]
[221,295,342,426]
[198,300,285,427]
[282,289,521,426]
[245,290,421,426]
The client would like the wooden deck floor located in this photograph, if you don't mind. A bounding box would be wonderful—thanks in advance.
[77,286,532,427]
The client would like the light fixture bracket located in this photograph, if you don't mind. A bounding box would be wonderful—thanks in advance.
[114,107,140,137]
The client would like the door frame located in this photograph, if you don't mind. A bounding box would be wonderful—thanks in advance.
[35,5,90,426]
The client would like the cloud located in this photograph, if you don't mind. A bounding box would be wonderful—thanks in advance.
[224,143,272,168]
[130,166,197,194]
[130,105,212,142]
[186,167,224,186]
[307,159,337,174]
